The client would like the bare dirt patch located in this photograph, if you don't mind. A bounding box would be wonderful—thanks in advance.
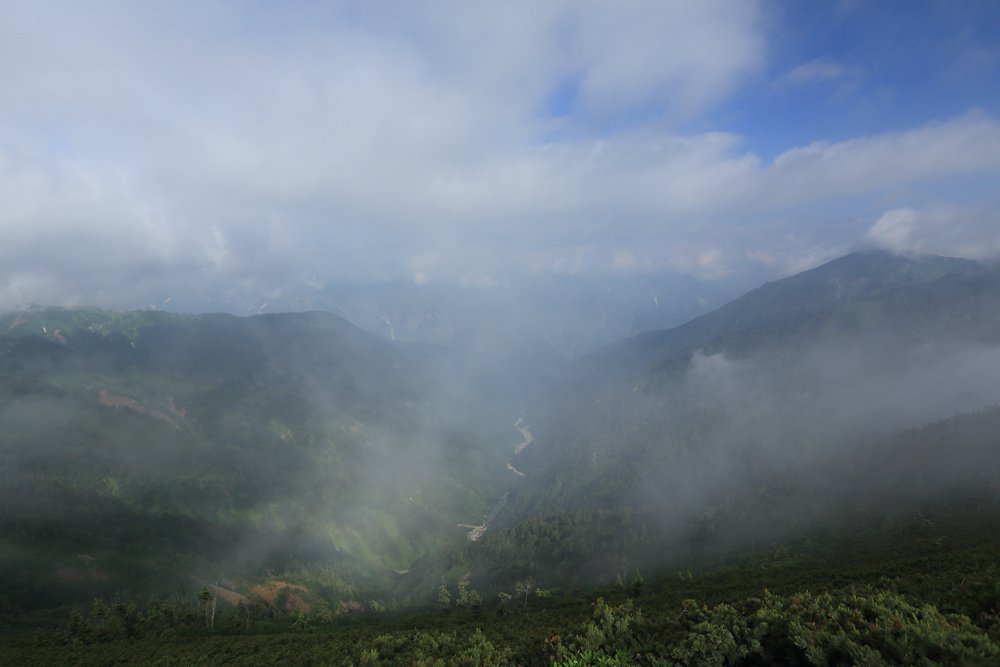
[98,390,181,430]
[250,581,311,612]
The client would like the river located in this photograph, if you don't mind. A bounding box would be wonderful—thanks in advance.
[459,417,533,541]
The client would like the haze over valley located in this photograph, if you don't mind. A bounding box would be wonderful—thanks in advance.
[2,2,1000,664]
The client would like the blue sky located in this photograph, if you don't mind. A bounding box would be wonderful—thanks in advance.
[0,1,998,310]
[726,2,1000,157]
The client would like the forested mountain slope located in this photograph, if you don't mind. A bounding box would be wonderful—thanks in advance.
[0,308,516,612]
[3,251,999,620]
[588,250,987,381]
[457,251,1000,592]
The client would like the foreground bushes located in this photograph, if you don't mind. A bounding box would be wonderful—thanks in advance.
[553,589,999,666]
[23,586,1000,665]
[353,629,514,666]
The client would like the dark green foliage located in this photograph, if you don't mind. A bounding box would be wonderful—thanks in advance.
[667,589,999,666]
[496,592,511,618]
[631,571,644,598]
[352,628,515,666]
[10,511,999,664]
[469,589,483,616]
[552,598,645,665]
[437,580,452,612]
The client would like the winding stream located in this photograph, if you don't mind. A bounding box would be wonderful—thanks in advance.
[459,417,533,541]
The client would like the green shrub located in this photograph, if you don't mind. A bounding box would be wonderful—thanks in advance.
[672,589,1000,666]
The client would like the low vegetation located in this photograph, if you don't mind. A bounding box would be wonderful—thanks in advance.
[3,506,998,665]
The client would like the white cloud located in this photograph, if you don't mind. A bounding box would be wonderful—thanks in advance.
[569,0,766,117]
[0,3,998,310]
[863,205,1000,260]
[866,209,918,253]
[764,113,1000,200]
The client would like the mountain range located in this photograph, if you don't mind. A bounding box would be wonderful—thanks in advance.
[129,271,725,359]
[2,250,999,615]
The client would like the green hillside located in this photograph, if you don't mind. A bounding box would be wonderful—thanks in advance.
[3,252,1000,665]
[0,308,517,613]
[589,251,989,380]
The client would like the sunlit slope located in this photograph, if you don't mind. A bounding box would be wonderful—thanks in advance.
[0,308,513,609]
[474,252,1000,586]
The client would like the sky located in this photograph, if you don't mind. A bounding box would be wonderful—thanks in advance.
[1,0,999,311]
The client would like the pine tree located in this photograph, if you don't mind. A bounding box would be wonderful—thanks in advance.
[68,609,87,641]
[497,592,512,617]
[91,598,109,630]
[469,589,483,616]
[437,580,451,612]
[631,570,644,598]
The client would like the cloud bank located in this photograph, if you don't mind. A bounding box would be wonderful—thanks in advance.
[0,1,998,310]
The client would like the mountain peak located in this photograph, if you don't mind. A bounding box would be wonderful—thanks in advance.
[596,250,985,375]
[792,249,980,287]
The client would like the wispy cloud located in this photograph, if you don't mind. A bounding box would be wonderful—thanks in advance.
[785,58,848,85]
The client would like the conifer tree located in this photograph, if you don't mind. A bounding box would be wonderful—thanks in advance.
[437,580,451,611]
[469,589,483,616]
[497,592,511,617]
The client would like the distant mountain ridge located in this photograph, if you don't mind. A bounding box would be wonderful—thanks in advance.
[122,271,725,359]
[590,250,989,379]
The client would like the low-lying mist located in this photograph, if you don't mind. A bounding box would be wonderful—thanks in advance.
[491,331,1000,586]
